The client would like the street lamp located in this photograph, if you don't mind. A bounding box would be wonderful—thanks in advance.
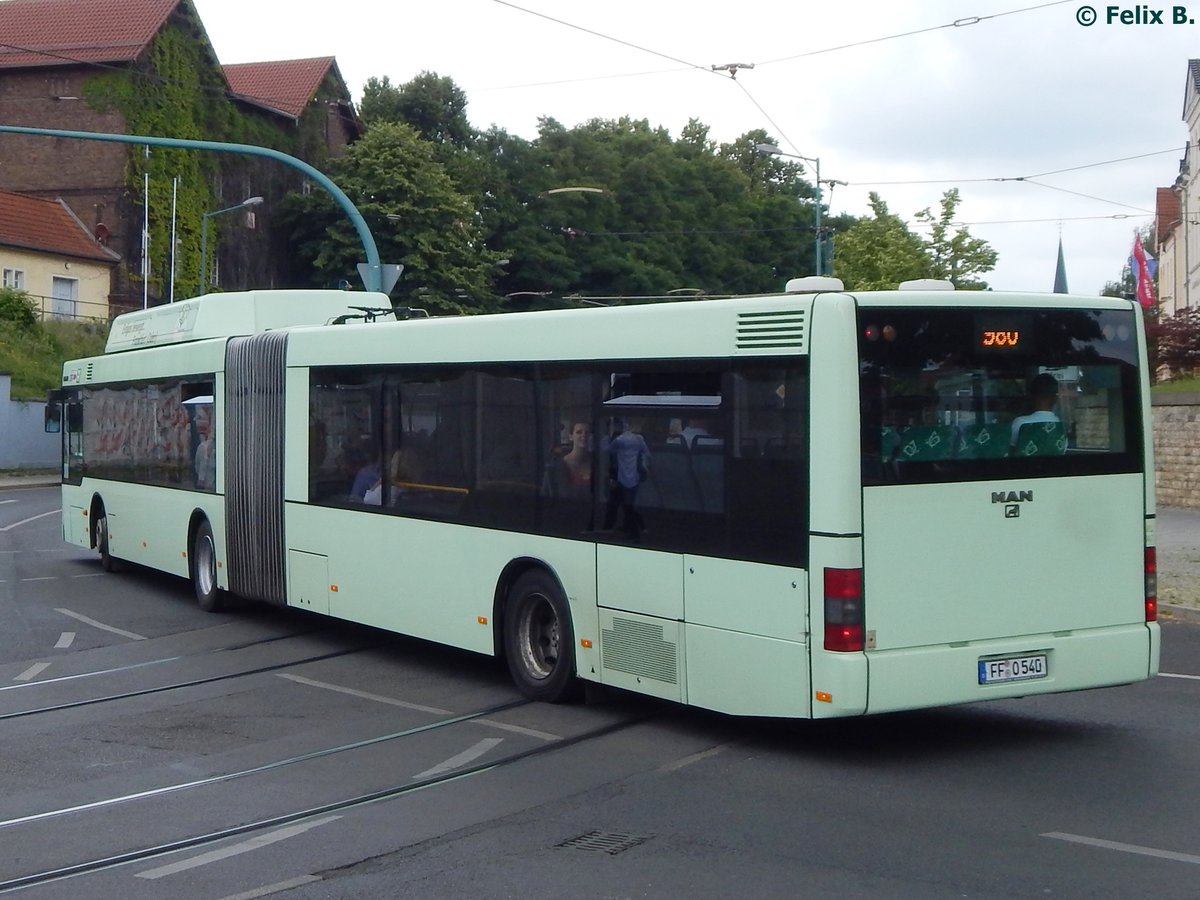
[199,196,263,295]
[755,143,830,276]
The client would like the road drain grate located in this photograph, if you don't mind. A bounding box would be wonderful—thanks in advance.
[557,831,651,855]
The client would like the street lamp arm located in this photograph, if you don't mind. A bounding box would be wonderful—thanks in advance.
[0,125,383,291]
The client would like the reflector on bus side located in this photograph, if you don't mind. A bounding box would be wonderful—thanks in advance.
[823,567,864,652]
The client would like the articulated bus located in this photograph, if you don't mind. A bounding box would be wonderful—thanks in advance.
[48,279,1159,717]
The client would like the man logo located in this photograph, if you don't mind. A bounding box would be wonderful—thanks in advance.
[994,490,1031,519]
[992,490,1033,504]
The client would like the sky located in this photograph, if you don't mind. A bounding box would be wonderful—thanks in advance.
[195,0,1196,297]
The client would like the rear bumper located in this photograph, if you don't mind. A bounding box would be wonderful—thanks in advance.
[865,622,1159,715]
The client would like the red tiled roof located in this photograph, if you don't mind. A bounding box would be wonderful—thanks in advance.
[1156,187,1182,245]
[223,57,336,120]
[0,190,120,262]
[0,0,181,69]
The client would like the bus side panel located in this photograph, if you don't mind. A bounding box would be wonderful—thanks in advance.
[684,624,809,717]
[283,504,601,669]
[76,480,217,581]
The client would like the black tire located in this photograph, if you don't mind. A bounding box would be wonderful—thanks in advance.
[94,512,121,573]
[503,571,579,702]
[190,520,225,612]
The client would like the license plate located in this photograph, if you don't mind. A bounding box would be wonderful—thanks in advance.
[978,654,1048,684]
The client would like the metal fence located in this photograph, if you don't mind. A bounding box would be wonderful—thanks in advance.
[25,292,112,325]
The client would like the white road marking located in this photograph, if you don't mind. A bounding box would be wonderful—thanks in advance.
[19,576,55,583]
[135,816,341,880]
[54,608,146,641]
[13,662,51,682]
[277,674,558,740]
[1159,672,1200,681]
[0,510,58,531]
[413,738,503,780]
[1043,832,1200,865]
[277,673,453,715]
[658,743,731,773]
[0,499,16,505]
[217,875,322,900]
[54,632,75,649]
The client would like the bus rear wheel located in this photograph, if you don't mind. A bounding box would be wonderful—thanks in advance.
[504,571,579,703]
[190,520,225,612]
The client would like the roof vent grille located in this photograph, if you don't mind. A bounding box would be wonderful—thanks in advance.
[735,309,806,354]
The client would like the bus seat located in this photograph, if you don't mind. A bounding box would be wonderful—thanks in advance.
[896,425,956,461]
[1013,421,1068,457]
[880,427,901,462]
[956,423,1009,459]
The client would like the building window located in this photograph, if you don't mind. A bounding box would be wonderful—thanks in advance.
[2,268,24,290]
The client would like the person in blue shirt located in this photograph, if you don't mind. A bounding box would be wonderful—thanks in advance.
[602,418,650,540]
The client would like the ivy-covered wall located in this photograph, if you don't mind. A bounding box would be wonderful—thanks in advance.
[75,3,353,301]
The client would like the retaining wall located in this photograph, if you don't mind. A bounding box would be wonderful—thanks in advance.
[0,373,58,470]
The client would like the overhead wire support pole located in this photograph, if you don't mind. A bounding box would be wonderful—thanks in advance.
[0,125,385,292]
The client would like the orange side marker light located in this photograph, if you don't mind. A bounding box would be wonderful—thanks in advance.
[815,691,833,703]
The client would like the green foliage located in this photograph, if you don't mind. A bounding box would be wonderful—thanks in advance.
[83,21,232,297]
[0,287,38,331]
[360,72,472,148]
[835,190,997,291]
[279,122,502,313]
[1148,307,1200,377]
[835,194,930,290]
[477,117,820,304]
[914,189,997,290]
[0,316,108,401]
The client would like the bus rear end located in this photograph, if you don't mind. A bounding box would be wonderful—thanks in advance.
[812,292,1158,716]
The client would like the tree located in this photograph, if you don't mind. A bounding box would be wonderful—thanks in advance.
[914,189,997,290]
[359,72,472,148]
[1153,307,1200,377]
[834,194,929,290]
[278,122,504,313]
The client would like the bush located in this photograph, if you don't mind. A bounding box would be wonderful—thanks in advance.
[0,287,38,331]
[1150,307,1200,378]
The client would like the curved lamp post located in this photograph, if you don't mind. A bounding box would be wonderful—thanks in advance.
[199,196,263,295]
[755,143,827,276]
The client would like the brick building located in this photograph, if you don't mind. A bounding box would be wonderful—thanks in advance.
[0,0,360,314]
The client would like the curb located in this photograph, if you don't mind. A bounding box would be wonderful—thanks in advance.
[1160,603,1200,625]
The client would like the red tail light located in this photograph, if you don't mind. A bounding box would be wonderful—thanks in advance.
[824,567,864,652]
[1145,547,1157,622]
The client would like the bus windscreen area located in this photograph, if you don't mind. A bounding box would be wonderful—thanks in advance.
[857,307,1143,485]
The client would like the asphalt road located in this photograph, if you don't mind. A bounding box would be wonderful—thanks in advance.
[1,484,1198,900]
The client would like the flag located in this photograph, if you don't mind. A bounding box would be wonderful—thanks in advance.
[1130,234,1157,309]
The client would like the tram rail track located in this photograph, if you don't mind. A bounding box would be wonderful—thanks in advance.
[0,639,371,721]
[0,701,651,894]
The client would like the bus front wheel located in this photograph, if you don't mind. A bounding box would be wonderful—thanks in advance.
[190,520,225,612]
[503,571,579,703]
[95,512,121,572]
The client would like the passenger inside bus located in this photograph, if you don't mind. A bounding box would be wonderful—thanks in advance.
[545,420,593,499]
[602,418,650,540]
[1010,372,1061,446]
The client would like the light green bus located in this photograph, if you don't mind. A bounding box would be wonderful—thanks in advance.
[49,280,1160,717]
